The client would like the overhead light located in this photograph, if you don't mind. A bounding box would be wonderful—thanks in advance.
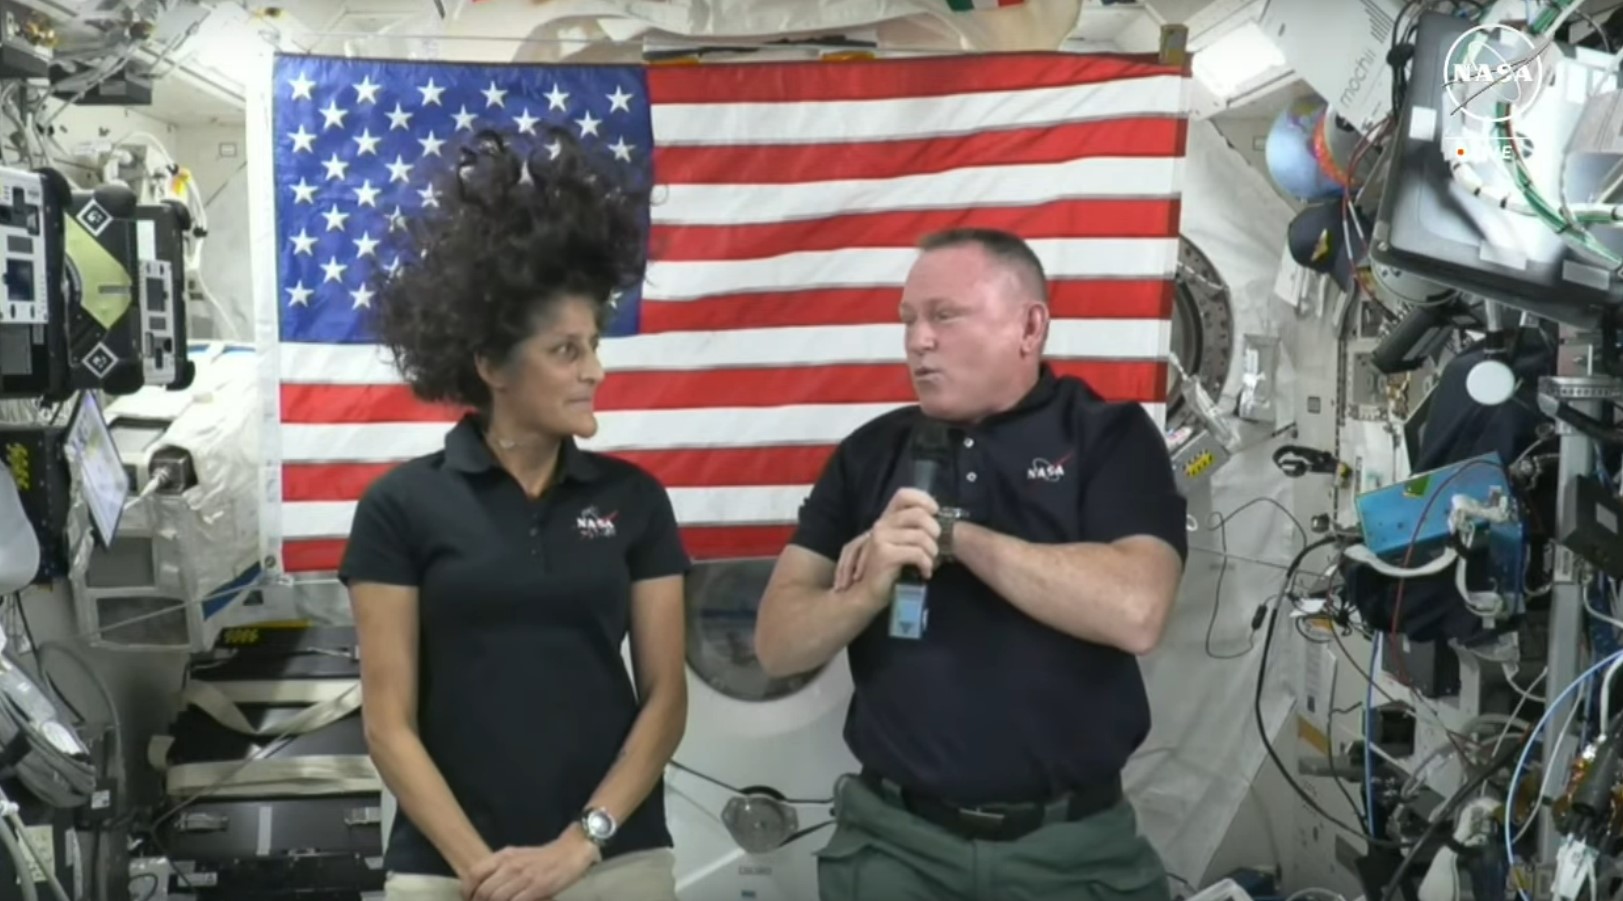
[1193,20,1289,99]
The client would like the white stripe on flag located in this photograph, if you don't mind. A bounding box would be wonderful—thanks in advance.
[284,485,815,538]
[644,239,1177,302]
[648,75,1187,145]
[650,157,1185,226]
[279,402,1167,463]
[278,318,1171,383]
[645,240,1181,303]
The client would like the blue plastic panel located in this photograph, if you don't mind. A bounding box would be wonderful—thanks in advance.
[1354,453,1511,560]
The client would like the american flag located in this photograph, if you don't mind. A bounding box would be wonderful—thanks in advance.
[264,52,1190,575]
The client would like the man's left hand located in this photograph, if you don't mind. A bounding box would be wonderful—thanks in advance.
[469,828,600,901]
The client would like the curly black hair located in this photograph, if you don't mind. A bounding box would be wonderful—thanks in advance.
[368,126,649,410]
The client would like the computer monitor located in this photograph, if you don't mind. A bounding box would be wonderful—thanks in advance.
[65,391,127,547]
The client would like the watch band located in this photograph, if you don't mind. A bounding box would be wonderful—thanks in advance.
[936,507,967,562]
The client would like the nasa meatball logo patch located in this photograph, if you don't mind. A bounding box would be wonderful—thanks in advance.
[575,506,618,539]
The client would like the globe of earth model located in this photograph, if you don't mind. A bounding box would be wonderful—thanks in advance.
[1265,95,1347,202]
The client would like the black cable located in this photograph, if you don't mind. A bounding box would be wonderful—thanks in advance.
[1254,535,1410,848]
[6,594,83,724]
[1391,0,1423,114]
[667,759,833,806]
[1565,10,1612,52]
[1327,657,1372,833]
[1377,738,1529,901]
[1205,498,1309,660]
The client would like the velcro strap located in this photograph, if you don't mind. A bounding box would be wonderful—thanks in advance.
[165,754,380,798]
[182,679,361,737]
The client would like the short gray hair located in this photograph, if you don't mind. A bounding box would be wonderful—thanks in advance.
[917,227,1048,304]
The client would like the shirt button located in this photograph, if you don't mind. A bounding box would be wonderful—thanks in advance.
[966,472,978,483]
[529,527,539,537]
[963,437,975,448]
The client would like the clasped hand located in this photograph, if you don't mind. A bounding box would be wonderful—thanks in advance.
[833,488,940,594]
[465,830,599,901]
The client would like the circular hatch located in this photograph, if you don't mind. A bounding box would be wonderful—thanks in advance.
[1167,237,1235,431]
[684,559,823,703]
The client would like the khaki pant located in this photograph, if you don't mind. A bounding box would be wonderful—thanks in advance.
[385,848,677,901]
[816,775,1173,901]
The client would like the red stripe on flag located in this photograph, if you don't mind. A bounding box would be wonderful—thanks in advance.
[284,444,841,503]
[652,119,1186,185]
[281,539,346,574]
[281,524,798,573]
[652,199,1180,261]
[641,279,1173,331]
[284,462,398,503]
[648,53,1184,104]
[280,359,1168,424]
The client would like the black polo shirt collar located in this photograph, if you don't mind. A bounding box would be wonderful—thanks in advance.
[979,363,1061,426]
[442,414,600,483]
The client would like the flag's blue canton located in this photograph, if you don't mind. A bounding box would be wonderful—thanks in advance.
[271,55,654,344]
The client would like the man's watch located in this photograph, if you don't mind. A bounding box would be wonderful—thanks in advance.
[936,507,968,563]
[579,807,617,847]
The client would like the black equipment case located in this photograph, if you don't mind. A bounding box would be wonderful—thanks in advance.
[153,624,384,899]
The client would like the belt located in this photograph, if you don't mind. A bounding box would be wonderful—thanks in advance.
[858,769,1122,842]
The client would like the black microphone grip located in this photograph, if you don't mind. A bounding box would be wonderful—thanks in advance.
[899,457,939,583]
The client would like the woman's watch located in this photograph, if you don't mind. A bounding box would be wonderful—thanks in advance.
[936,507,968,563]
[579,807,617,847]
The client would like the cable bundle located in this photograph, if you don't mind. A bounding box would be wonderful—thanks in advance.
[0,659,96,809]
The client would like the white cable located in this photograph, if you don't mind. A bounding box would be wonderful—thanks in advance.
[1503,664,1546,702]
[0,816,36,901]
[1588,581,1623,632]
[1491,674,1542,759]
[1344,543,1459,577]
[5,810,67,901]
[1456,556,1505,617]
[1283,889,1348,901]
[1601,651,1623,725]
[1514,685,1585,844]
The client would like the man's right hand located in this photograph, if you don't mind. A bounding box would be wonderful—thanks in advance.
[846,488,940,599]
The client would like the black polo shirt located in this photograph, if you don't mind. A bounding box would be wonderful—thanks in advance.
[339,415,690,876]
[790,365,1187,806]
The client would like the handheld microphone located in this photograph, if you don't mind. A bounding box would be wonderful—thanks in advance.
[889,419,951,640]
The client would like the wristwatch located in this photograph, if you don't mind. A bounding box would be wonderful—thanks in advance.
[936,507,968,563]
[580,807,617,847]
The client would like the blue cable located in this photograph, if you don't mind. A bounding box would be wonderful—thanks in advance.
[1503,648,1623,901]
[1366,635,1380,837]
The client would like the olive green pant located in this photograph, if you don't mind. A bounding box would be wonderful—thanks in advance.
[815,774,1174,901]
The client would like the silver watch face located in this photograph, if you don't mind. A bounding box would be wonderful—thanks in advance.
[584,809,616,840]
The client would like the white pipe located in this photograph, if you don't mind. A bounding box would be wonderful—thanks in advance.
[1601,653,1623,725]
